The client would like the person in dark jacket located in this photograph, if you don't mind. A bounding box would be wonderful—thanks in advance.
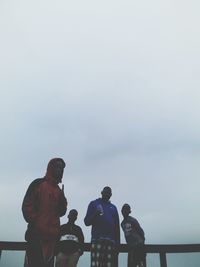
[55,209,84,267]
[84,186,120,267]
[22,158,68,267]
[121,203,146,267]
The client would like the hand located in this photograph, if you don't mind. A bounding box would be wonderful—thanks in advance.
[78,249,83,256]
[114,246,119,255]
[62,184,64,193]
[96,204,104,216]
[95,209,101,215]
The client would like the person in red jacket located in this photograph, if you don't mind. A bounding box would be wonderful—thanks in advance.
[22,158,68,267]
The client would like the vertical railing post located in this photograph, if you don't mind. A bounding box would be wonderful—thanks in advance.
[160,252,167,267]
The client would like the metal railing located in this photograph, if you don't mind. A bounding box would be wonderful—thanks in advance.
[0,241,200,267]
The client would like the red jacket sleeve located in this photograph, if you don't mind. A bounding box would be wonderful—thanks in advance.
[22,179,42,223]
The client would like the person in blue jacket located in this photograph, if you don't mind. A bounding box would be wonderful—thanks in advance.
[84,186,120,267]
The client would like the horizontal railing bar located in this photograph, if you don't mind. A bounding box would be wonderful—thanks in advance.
[0,241,200,254]
[145,244,200,253]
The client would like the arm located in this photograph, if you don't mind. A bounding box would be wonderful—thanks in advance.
[22,179,42,223]
[114,208,121,246]
[84,201,99,226]
[78,227,85,255]
[133,218,145,241]
[57,190,67,217]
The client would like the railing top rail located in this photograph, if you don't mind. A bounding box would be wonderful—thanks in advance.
[0,241,200,254]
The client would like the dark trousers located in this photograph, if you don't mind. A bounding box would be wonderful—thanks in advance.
[128,245,146,267]
[24,241,54,267]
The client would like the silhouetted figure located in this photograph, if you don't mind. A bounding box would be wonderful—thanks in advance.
[84,186,120,267]
[121,204,146,267]
[55,209,84,267]
[22,158,67,267]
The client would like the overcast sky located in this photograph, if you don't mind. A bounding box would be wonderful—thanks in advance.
[0,0,200,266]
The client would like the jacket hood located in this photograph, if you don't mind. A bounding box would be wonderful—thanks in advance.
[45,158,66,182]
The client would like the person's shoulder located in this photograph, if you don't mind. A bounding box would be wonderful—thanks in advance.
[75,224,83,231]
[23,178,43,199]
[29,178,43,186]
[60,223,68,228]
[90,198,100,205]
[60,223,70,232]
[129,216,139,224]
[26,178,43,192]
[109,202,117,210]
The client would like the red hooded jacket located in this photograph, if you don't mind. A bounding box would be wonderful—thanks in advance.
[22,158,67,242]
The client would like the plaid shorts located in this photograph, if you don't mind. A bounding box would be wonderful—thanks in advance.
[91,239,116,267]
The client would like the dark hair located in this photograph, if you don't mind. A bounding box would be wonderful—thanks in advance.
[69,209,78,215]
[122,203,131,210]
[102,186,112,192]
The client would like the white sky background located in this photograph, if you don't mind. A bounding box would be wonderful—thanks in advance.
[0,0,200,264]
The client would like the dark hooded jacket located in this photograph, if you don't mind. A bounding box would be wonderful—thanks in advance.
[22,158,67,243]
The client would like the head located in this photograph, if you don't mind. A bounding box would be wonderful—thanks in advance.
[101,186,112,202]
[68,209,78,223]
[46,158,66,184]
[121,203,131,218]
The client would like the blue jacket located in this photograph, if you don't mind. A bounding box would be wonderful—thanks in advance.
[84,198,120,245]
